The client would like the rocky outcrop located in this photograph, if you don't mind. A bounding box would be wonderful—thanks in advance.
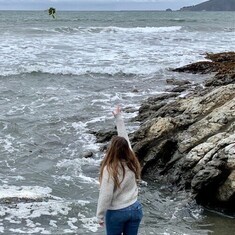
[94,52,235,215]
[172,52,235,86]
[132,52,235,215]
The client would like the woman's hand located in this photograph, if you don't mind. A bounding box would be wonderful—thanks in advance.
[99,221,104,227]
[98,218,104,227]
[112,106,121,116]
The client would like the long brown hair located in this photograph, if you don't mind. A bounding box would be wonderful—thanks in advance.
[99,136,141,188]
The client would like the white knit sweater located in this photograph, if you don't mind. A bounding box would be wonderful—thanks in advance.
[96,113,138,223]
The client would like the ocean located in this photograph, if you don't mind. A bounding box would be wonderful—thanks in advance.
[0,11,234,234]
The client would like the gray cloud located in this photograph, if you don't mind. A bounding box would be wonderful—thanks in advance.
[0,0,206,10]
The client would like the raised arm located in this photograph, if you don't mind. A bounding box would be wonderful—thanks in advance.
[113,106,132,150]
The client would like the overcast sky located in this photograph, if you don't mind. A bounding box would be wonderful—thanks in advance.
[0,0,207,11]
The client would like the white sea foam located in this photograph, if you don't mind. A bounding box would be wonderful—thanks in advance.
[78,173,99,184]
[1,25,233,77]
[0,185,53,200]
[0,64,163,77]
[71,121,100,152]
[85,116,106,124]
[56,157,99,185]
[35,26,183,34]
[11,175,25,181]
[0,192,79,234]
[78,214,99,233]
[1,139,14,154]
[85,26,183,34]
[49,220,57,228]
[77,200,90,206]
[71,121,87,132]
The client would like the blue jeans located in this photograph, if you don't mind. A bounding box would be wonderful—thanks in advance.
[105,201,143,235]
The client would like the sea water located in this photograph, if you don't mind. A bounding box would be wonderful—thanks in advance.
[0,11,234,234]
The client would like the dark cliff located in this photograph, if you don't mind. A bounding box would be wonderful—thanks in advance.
[180,0,235,11]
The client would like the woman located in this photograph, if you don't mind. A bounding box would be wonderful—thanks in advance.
[96,106,143,235]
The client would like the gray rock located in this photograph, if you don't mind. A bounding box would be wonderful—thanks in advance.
[82,151,94,158]
[131,53,235,214]
[166,78,191,86]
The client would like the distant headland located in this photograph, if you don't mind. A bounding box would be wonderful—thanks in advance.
[180,0,235,11]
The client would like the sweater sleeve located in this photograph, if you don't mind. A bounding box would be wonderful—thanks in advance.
[96,167,114,223]
[115,113,132,150]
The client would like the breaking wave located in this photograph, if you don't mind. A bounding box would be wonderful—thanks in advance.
[31,26,183,35]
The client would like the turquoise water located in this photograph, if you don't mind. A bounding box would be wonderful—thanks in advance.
[0,11,234,234]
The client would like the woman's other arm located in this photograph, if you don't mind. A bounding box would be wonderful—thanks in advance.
[96,166,114,225]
